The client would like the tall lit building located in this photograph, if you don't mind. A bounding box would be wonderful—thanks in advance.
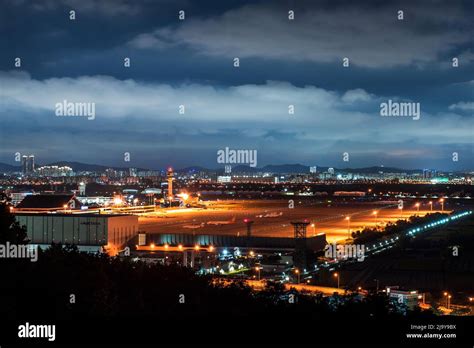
[167,167,174,201]
[36,165,73,177]
[129,167,137,177]
[22,155,35,175]
[21,156,27,174]
[78,182,86,196]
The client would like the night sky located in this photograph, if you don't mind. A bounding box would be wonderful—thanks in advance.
[1,0,473,170]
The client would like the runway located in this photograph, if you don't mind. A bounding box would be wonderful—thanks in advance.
[138,199,443,243]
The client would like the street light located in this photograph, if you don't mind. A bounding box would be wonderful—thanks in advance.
[334,272,340,289]
[440,198,445,212]
[418,293,425,305]
[294,268,300,284]
[311,223,316,236]
[429,201,433,211]
[372,211,378,225]
[255,266,261,281]
[444,292,449,308]
[415,203,420,212]
[345,216,351,239]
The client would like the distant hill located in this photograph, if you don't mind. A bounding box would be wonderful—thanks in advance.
[0,163,20,172]
[176,166,212,174]
[340,166,422,174]
[46,161,148,172]
[261,164,309,174]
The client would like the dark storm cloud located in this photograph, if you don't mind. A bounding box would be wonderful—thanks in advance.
[129,1,473,68]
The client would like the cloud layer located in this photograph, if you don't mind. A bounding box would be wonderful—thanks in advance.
[129,2,472,68]
[1,71,472,169]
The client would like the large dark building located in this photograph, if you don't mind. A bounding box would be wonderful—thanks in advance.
[15,194,82,212]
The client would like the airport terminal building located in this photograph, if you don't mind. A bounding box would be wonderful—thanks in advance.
[14,213,139,252]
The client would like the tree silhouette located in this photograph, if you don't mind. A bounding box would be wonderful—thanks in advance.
[0,203,28,244]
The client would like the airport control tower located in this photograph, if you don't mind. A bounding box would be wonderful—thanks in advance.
[167,167,174,202]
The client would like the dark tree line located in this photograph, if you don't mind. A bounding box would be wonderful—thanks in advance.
[0,202,434,322]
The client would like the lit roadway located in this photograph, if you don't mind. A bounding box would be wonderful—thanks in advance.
[136,199,448,243]
[227,279,346,295]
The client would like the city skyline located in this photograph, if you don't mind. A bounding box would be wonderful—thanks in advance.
[1,0,473,170]
[0,157,472,173]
